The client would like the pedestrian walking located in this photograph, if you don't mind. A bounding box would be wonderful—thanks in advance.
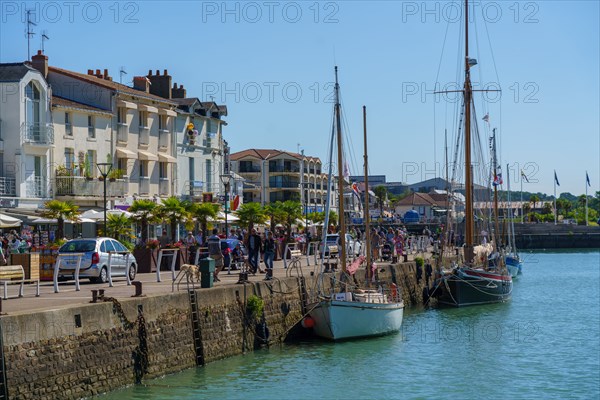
[263,231,275,280]
[245,228,263,274]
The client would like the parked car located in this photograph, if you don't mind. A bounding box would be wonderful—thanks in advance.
[57,238,138,283]
[319,234,362,257]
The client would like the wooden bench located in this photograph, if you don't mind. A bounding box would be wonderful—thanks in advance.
[0,265,40,300]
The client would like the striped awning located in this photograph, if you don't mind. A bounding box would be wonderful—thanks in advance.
[138,150,158,161]
[158,153,177,163]
[116,147,137,159]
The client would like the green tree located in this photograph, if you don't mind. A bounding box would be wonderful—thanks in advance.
[41,200,80,240]
[235,202,267,234]
[373,186,388,218]
[156,197,189,242]
[542,202,553,215]
[280,200,303,240]
[263,202,286,234]
[190,202,220,244]
[529,194,540,210]
[129,199,158,244]
[106,213,133,245]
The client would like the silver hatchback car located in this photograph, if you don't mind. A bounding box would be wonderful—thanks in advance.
[57,238,138,283]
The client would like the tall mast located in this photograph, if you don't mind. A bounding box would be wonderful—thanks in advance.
[492,128,500,252]
[363,106,371,282]
[463,0,474,264]
[334,66,347,271]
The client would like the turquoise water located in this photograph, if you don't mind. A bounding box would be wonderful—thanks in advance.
[102,250,600,399]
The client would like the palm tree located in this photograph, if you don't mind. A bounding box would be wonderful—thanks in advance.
[264,202,286,234]
[106,213,134,246]
[235,202,267,234]
[529,194,540,211]
[190,202,219,245]
[373,185,388,219]
[522,203,531,221]
[156,196,189,242]
[280,200,303,240]
[41,200,80,241]
[129,199,158,244]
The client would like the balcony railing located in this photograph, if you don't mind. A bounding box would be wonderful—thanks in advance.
[20,123,54,145]
[139,127,150,146]
[239,166,262,173]
[0,177,16,196]
[139,177,150,195]
[269,166,300,173]
[158,130,169,149]
[54,176,128,197]
[117,124,128,143]
[25,176,45,198]
[181,180,204,199]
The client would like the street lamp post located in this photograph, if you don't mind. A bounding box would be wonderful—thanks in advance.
[220,173,233,238]
[97,162,113,236]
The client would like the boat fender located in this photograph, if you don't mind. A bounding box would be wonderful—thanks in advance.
[301,316,315,329]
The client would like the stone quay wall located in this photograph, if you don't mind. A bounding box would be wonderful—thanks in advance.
[0,261,432,399]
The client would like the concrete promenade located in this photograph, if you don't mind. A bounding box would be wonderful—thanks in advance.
[0,251,428,315]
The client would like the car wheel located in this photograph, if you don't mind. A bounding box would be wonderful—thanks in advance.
[98,267,109,284]
[128,264,137,280]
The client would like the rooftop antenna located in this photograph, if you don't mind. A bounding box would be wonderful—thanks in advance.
[25,9,37,60]
[209,95,215,102]
[119,67,127,84]
[297,143,301,153]
[41,30,49,53]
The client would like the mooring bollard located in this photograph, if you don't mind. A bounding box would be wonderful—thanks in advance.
[91,290,98,303]
[98,289,105,299]
[132,281,143,297]
[403,254,408,262]
[455,248,459,256]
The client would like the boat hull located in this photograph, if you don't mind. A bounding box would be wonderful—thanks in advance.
[437,268,512,307]
[309,300,404,340]
[505,255,523,276]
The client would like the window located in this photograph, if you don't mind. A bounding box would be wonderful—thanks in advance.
[158,115,168,131]
[139,160,148,178]
[159,162,167,179]
[206,159,212,191]
[138,111,147,128]
[86,150,96,177]
[65,112,72,135]
[117,107,126,124]
[117,158,128,176]
[65,148,75,170]
[88,115,95,138]
[25,82,41,129]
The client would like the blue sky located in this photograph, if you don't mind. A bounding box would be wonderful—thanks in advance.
[1,0,598,196]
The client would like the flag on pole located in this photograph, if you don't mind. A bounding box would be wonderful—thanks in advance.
[586,171,591,187]
[343,161,350,183]
[351,182,361,199]
[482,113,489,123]
[493,173,503,186]
[521,170,529,183]
[554,170,560,186]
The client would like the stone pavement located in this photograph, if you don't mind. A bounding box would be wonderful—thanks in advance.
[1,251,428,315]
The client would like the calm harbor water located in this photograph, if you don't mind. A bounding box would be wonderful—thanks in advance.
[101,250,600,400]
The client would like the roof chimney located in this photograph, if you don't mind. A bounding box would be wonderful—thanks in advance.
[172,83,186,99]
[31,50,48,78]
[87,69,93,75]
[133,76,150,93]
[147,68,172,99]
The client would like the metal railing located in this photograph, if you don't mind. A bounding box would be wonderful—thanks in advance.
[20,123,54,145]
[139,177,150,194]
[239,166,261,173]
[54,176,128,197]
[159,180,170,196]
[25,176,45,198]
[0,177,16,196]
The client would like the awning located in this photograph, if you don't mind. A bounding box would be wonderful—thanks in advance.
[117,100,137,109]
[159,108,177,117]
[138,150,158,161]
[0,213,22,228]
[138,104,159,113]
[158,153,177,163]
[116,147,137,159]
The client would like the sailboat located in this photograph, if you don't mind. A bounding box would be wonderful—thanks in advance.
[505,164,523,276]
[434,0,513,307]
[308,68,404,340]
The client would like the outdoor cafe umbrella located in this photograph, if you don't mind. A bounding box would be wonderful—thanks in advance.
[31,217,96,224]
[0,213,22,228]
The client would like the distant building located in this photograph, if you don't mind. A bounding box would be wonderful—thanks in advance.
[230,149,331,212]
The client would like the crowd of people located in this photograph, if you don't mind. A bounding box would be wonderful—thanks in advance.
[0,230,34,265]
